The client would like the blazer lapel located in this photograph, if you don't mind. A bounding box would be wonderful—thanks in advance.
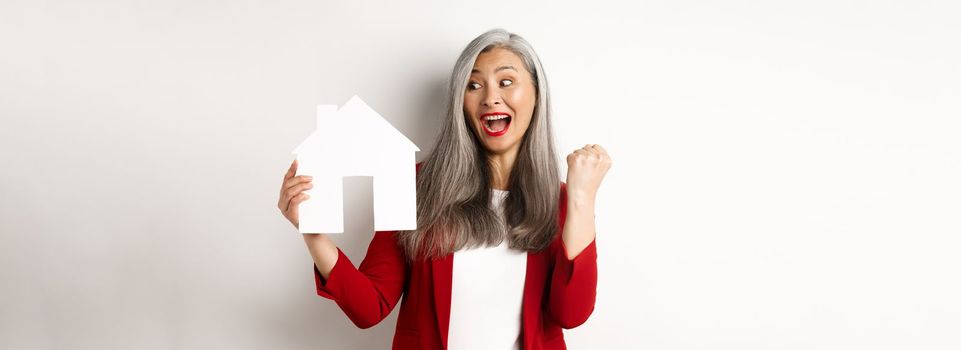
[432,253,454,349]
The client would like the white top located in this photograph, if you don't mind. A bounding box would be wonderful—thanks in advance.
[447,189,528,350]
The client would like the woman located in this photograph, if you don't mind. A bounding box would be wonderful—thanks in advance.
[277,28,611,350]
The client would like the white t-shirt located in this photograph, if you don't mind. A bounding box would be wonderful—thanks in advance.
[447,189,528,350]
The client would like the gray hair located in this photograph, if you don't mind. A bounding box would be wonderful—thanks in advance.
[398,28,560,261]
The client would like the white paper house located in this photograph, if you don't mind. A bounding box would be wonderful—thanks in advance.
[292,95,419,234]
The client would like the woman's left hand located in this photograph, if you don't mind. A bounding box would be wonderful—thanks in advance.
[565,144,612,201]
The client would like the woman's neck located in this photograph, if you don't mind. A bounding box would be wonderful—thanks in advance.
[488,148,518,191]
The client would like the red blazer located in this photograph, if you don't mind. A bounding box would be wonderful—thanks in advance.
[312,182,598,349]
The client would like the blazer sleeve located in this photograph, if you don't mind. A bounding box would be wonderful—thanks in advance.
[312,230,409,329]
[312,162,419,329]
[546,183,598,329]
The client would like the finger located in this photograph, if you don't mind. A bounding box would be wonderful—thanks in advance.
[576,148,601,161]
[284,193,310,224]
[281,184,312,213]
[583,144,601,155]
[592,144,608,156]
[289,192,311,208]
[284,182,314,201]
[281,192,293,213]
[279,178,312,210]
[573,150,592,161]
[283,175,313,192]
[284,159,298,181]
[279,175,311,208]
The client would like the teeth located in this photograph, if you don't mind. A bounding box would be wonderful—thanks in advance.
[483,115,510,121]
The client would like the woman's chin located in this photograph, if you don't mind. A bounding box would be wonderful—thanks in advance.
[481,139,517,155]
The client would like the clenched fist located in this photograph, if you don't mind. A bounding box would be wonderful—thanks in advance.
[565,144,612,200]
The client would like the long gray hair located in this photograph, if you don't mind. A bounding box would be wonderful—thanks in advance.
[397,28,561,261]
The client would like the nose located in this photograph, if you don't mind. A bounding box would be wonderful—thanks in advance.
[482,85,502,107]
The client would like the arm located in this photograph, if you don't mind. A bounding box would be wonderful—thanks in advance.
[304,233,338,280]
[547,184,599,329]
[309,231,409,329]
[547,144,610,329]
[561,189,597,259]
[285,162,420,329]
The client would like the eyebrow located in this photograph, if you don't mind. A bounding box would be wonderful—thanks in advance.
[471,65,517,74]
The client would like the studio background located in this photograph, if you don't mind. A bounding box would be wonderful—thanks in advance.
[2,1,959,349]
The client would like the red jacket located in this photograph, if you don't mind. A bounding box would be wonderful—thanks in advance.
[312,182,598,349]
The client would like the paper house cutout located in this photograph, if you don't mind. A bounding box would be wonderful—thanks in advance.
[292,95,419,234]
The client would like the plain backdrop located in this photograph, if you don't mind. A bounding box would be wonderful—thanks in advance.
[2,0,960,349]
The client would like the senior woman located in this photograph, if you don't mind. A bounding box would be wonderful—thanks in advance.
[278,28,611,350]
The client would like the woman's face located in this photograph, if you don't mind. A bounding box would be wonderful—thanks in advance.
[463,47,537,156]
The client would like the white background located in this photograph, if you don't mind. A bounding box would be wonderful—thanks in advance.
[2,0,960,349]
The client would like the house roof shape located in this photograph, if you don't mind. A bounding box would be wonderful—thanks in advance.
[293,95,419,156]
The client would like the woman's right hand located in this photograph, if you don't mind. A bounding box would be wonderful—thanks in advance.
[278,159,313,229]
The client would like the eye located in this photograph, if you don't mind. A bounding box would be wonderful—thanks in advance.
[500,79,513,87]
[467,82,481,90]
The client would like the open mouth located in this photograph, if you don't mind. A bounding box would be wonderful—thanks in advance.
[481,113,512,137]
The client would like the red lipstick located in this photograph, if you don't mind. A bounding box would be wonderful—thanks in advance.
[480,112,512,137]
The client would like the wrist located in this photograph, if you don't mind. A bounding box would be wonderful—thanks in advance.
[303,233,330,246]
[566,188,596,207]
